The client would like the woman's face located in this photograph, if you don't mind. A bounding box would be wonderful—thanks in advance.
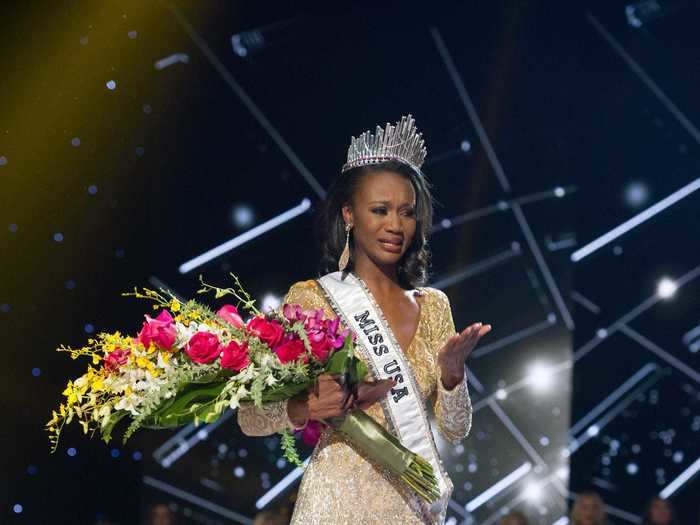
[649,498,672,525]
[342,170,417,271]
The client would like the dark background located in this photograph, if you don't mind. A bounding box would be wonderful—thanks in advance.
[1,1,698,523]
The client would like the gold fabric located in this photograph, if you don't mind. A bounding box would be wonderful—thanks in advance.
[237,280,473,524]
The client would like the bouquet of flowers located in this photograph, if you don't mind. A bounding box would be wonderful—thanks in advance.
[46,274,439,503]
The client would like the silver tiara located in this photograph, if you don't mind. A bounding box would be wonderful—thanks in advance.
[341,114,427,173]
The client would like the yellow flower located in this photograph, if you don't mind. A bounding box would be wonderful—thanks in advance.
[146,342,157,355]
[91,379,104,392]
[170,299,181,312]
[160,352,171,365]
[92,353,101,365]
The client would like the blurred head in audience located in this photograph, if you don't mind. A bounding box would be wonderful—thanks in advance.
[253,509,287,525]
[500,510,529,525]
[571,492,607,525]
[642,496,676,525]
[145,503,176,525]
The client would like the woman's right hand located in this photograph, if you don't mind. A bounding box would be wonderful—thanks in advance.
[287,373,353,427]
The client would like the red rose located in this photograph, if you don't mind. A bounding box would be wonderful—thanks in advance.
[309,336,332,363]
[185,331,222,364]
[105,348,130,372]
[216,304,244,329]
[220,340,250,372]
[274,337,306,364]
[138,309,177,350]
[246,317,284,349]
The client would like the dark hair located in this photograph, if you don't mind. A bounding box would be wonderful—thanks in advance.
[641,496,677,525]
[316,159,434,289]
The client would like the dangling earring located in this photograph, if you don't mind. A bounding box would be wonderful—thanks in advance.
[338,223,352,272]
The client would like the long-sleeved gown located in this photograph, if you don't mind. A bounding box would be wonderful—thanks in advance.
[238,279,473,524]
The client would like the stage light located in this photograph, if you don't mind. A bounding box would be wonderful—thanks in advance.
[626,462,639,475]
[110,448,120,458]
[54,232,64,242]
[71,137,81,147]
[587,425,600,437]
[596,328,608,339]
[522,481,542,501]
[557,466,569,480]
[84,324,94,334]
[0,155,7,165]
[527,363,553,392]
[132,451,143,461]
[496,388,507,400]
[234,466,245,478]
[106,80,117,90]
[32,367,41,377]
[67,447,77,457]
[231,203,255,229]
[554,187,566,197]
[657,277,677,299]
[441,218,452,229]
[624,181,650,208]
[261,293,281,313]
[13,504,23,514]
[460,140,471,153]
[8,223,18,233]
[88,185,98,195]
[128,30,138,39]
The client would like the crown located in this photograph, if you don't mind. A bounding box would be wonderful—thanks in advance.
[341,114,427,174]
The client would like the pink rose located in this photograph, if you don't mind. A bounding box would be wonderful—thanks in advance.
[104,348,130,372]
[220,340,250,372]
[274,336,306,364]
[138,309,177,350]
[301,420,324,447]
[246,317,284,349]
[217,304,244,329]
[282,303,308,324]
[185,331,222,364]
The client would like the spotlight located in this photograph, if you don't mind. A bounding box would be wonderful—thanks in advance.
[624,181,650,208]
[657,277,677,299]
[496,389,507,400]
[522,482,543,501]
[230,203,255,229]
[554,187,566,197]
[527,363,553,392]
[261,293,281,312]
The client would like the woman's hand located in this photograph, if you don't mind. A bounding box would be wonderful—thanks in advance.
[287,373,354,427]
[437,322,492,390]
[354,378,396,410]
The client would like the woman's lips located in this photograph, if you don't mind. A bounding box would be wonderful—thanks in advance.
[378,240,402,253]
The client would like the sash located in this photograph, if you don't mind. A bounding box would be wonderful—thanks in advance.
[317,271,450,518]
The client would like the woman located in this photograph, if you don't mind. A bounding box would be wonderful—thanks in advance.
[238,115,490,524]
[570,492,612,525]
[641,496,677,525]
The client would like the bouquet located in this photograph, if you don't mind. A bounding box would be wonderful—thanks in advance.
[46,274,440,503]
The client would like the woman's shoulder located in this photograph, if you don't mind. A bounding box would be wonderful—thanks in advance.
[283,278,328,311]
[416,286,450,308]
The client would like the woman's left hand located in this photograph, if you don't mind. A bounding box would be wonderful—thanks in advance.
[437,322,492,390]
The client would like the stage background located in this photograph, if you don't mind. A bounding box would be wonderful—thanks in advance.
[1,1,698,524]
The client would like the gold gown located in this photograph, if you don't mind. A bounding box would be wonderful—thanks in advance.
[238,280,473,525]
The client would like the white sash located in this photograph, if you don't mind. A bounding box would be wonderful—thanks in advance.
[317,271,450,518]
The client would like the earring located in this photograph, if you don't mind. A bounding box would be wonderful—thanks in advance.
[338,223,352,272]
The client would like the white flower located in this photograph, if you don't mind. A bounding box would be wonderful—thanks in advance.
[228,384,249,410]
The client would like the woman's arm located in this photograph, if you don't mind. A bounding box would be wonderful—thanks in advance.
[431,289,473,444]
[237,280,349,437]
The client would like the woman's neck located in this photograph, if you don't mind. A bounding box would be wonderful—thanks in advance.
[352,255,403,296]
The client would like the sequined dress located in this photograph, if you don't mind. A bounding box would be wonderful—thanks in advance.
[238,279,473,525]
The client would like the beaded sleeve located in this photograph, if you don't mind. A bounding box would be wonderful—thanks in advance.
[430,288,473,444]
[236,280,328,437]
